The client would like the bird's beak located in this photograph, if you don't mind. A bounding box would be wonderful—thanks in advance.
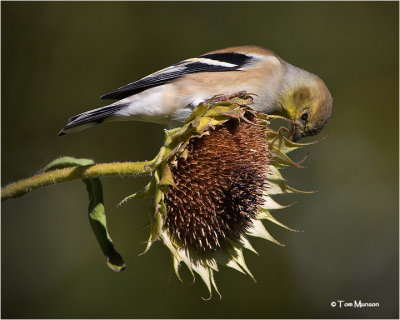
[288,124,304,142]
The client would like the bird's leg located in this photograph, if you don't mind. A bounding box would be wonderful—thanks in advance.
[218,90,249,101]
[205,90,253,105]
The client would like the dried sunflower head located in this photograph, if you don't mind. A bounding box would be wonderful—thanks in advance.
[122,94,316,299]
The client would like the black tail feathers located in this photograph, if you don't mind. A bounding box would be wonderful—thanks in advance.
[58,103,128,136]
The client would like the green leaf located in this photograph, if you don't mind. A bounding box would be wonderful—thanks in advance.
[42,156,95,171]
[83,178,125,272]
[44,157,125,272]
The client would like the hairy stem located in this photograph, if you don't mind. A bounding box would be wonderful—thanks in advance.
[2,161,151,201]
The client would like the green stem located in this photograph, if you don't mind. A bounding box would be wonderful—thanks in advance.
[2,161,151,201]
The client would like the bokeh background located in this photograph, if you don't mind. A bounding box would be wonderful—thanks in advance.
[2,2,398,318]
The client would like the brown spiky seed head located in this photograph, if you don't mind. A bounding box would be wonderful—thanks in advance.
[165,115,270,252]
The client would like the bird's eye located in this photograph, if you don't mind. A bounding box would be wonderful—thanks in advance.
[301,112,309,121]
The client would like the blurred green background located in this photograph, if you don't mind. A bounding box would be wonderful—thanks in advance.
[2,2,398,318]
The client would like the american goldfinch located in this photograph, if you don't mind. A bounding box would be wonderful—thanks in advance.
[59,45,332,141]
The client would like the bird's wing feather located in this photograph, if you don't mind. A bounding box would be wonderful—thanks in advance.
[100,52,254,100]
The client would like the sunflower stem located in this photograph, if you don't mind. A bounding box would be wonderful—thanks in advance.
[1,161,152,201]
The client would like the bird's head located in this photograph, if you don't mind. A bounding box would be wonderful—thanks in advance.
[280,75,333,141]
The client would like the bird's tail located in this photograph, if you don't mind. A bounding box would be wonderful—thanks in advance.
[58,103,128,136]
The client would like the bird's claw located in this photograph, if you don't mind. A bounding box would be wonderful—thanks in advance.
[205,91,255,105]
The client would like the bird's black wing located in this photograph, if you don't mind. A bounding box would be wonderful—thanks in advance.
[100,53,253,100]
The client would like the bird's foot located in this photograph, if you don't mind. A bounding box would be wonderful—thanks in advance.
[205,91,255,105]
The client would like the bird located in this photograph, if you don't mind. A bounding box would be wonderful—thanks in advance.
[58,45,333,141]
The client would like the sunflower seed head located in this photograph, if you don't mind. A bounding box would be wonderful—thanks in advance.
[165,117,270,252]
